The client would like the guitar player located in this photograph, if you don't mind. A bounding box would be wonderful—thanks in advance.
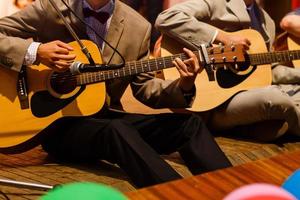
[156,0,300,140]
[0,0,232,188]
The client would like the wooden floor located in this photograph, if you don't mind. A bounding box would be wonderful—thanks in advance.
[0,136,300,200]
[126,150,300,200]
[1,88,300,199]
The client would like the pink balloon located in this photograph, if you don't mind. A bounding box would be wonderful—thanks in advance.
[223,183,297,200]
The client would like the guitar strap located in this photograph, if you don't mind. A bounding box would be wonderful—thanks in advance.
[17,65,29,109]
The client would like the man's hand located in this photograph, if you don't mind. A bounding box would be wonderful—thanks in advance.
[173,48,202,92]
[37,40,76,72]
[216,31,251,50]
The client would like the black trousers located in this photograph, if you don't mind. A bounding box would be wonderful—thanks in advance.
[41,111,231,187]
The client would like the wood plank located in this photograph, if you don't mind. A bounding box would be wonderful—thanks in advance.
[126,150,300,200]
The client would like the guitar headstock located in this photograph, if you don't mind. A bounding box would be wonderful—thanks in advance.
[206,44,246,70]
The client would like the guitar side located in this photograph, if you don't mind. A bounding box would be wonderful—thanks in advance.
[0,40,106,152]
[161,29,272,112]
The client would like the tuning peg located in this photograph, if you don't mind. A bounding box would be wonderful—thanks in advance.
[222,56,226,62]
[231,45,235,51]
[210,57,215,63]
[220,46,225,53]
[233,56,237,61]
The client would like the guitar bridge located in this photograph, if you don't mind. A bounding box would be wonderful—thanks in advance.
[17,66,29,109]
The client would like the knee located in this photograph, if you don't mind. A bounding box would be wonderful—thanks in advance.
[257,88,295,116]
[105,119,129,138]
[187,114,206,126]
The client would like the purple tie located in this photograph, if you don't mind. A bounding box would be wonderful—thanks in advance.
[83,8,110,24]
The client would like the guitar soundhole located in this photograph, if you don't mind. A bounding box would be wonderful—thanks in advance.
[50,71,77,94]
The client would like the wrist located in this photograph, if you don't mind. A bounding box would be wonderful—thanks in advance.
[180,85,196,103]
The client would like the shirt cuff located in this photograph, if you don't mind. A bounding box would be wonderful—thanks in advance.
[23,42,41,66]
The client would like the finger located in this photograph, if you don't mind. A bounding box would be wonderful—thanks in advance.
[245,38,251,46]
[56,41,74,51]
[55,47,71,54]
[173,60,188,77]
[55,54,76,61]
[174,57,189,74]
[183,48,200,73]
[47,63,62,72]
[243,43,250,50]
[183,48,196,60]
[54,60,73,68]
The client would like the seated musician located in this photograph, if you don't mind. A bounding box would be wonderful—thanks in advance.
[156,0,300,140]
[0,0,232,188]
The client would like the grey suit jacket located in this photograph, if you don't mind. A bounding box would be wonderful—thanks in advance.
[0,0,189,109]
[156,0,300,85]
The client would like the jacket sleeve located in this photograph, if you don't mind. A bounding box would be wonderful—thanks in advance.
[0,0,47,72]
[130,22,192,108]
[155,0,218,48]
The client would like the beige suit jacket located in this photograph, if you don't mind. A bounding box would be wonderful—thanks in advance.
[156,0,275,50]
[0,0,189,109]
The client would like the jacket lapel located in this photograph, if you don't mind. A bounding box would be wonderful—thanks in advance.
[102,0,124,63]
[68,0,87,39]
[226,0,251,29]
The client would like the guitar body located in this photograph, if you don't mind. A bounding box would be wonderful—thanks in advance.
[161,29,272,112]
[287,34,300,68]
[0,40,105,152]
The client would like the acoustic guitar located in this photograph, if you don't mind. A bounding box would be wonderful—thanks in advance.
[161,29,300,112]
[0,40,243,152]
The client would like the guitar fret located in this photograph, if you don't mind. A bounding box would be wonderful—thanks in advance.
[162,57,166,69]
[122,64,126,77]
[147,59,151,72]
[128,62,132,75]
[91,73,94,83]
[283,52,288,62]
[82,74,87,84]
[289,53,294,60]
[142,61,148,72]
[134,61,138,74]
[109,70,114,79]
[98,71,103,81]
[154,58,159,71]
[104,71,108,80]
[158,58,164,69]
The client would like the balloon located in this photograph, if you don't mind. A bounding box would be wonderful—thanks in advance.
[40,182,127,200]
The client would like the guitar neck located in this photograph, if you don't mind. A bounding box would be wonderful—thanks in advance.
[75,53,192,85]
[249,50,300,65]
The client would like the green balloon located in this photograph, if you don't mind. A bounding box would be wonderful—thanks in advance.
[40,182,127,200]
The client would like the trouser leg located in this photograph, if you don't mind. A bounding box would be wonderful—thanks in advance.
[209,85,300,138]
[41,117,181,188]
[120,113,232,175]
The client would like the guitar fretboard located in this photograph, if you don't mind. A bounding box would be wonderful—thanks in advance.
[249,50,300,65]
[76,53,195,85]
